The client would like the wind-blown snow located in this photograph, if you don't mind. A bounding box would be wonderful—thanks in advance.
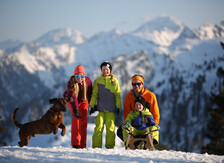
[1,124,223,163]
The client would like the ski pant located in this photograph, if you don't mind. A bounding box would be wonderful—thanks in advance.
[92,112,116,149]
[122,125,159,145]
[116,124,124,141]
[68,100,88,148]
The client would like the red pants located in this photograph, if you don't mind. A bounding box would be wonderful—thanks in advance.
[68,100,88,148]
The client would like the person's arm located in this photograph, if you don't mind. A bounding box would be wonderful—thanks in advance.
[89,79,98,107]
[150,94,160,124]
[114,80,121,109]
[63,76,74,99]
[85,77,93,103]
[123,95,131,121]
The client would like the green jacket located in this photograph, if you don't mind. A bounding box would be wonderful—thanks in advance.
[90,74,121,112]
[123,108,152,127]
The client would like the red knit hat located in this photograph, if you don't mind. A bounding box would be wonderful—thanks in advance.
[74,65,85,75]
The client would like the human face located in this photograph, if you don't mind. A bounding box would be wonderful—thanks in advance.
[132,80,143,94]
[75,73,85,83]
[102,66,111,77]
[135,102,143,111]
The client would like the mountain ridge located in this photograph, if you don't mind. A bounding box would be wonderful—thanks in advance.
[0,15,223,153]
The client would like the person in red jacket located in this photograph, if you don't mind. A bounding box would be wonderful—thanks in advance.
[63,65,92,148]
[117,74,160,143]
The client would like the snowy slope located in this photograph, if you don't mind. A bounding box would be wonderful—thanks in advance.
[1,146,223,163]
[32,28,85,47]
[195,23,224,40]
[1,124,223,163]
[132,16,184,47]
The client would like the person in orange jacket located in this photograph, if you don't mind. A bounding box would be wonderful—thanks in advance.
[63,65,92,148]
[117,74,160,143]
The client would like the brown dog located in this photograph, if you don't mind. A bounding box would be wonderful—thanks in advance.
[11,98,67,147]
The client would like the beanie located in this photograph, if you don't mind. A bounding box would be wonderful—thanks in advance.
[74,65,85,75]
[131,75,144,85]
[135,96,146,107]
[100,61,112,72]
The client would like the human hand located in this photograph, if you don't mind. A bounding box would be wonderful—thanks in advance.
[123,122,131,130]
[144,115,156,126]
[116,108,120,115]
[73,108,82,118]
[89,107,96,115]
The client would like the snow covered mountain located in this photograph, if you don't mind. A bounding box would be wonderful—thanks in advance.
[32,28,85,47]
[0,15,223,153]
[132,16,184,47]
[195,23,224,40]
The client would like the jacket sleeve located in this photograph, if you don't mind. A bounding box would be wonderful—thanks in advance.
[85,77,93,103]
[150,94,160,124]
[114,80,121,109]
[123,94,131,121]
[63,76,74,99]
[89,79,98,107]
[123,113,133,128]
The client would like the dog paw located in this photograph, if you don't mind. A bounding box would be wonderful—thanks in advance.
[61,130,66,136]
[53,128,58,135]
[18,142,23,147]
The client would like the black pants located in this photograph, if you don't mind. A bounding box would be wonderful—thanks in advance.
[116,124,123,141]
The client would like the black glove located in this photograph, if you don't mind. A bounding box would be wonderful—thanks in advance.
[73,108,82,118]
[89,107,96,115]
[116,108,120,115]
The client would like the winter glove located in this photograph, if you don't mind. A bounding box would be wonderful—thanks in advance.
[116,108,120,115]
[123,122,131,130]
[73,108,82,118]
[155,123,160,130]
[143,115,156,126]
[89,107,96,115]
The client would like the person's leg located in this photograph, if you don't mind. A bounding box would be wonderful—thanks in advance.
[105,112,116,149]
[116,124,124,141]
[149,126,159,144]
[92,112,104,148]
[79,101,88,148]
[122,125,130,144]
[68,102,81,147]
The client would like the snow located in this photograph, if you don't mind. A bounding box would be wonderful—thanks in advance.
[1,124,223,163]
[1,146,223,163]
[132,16,184,47]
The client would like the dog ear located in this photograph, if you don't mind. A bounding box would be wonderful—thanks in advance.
[49,98,58,104]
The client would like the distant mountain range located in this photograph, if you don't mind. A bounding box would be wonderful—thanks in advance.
[0,15,223,152]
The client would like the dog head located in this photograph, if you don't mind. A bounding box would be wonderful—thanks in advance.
[49,98,67,112]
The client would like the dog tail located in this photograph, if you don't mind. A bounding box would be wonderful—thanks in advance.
[11,108,22,128]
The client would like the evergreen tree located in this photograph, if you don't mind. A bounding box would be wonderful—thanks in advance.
[0,99,6,145]
[202,67,224,155]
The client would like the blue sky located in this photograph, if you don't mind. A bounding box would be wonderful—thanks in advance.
[0,0,223,42]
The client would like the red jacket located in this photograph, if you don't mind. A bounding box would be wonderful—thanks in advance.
[63,76,92,108]
[123,87,160,124]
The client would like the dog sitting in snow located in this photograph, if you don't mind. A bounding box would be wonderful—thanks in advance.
[11,98,67,147]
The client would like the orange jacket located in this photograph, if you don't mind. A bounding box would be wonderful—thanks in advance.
[123,87,160,124]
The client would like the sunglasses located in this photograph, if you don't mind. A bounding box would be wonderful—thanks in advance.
[75,75,85,78]
[132,83,142,86]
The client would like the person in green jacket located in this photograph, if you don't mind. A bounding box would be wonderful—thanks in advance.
[89,61,121,149]
[122,96,159,146]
